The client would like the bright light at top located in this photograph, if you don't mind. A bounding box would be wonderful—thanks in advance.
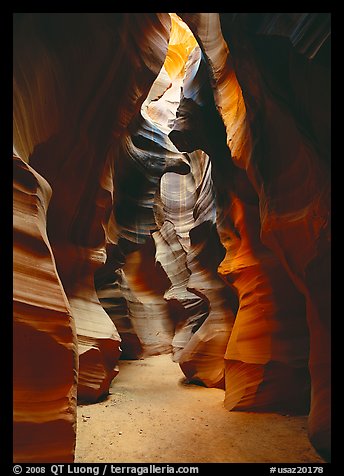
[164,13,198,80]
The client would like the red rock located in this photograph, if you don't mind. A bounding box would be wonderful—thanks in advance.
[13,12,331,462]
[13,156,77,462]
[13,12,172,460]
[180,12,330,458]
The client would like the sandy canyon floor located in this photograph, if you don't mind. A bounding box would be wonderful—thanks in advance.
[75,354,325,464]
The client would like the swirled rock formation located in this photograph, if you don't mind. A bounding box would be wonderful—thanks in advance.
[13,155,78,463]
[13,12,173,460]
[167,20,311,412]
[96,15,193,356]
[13,12,330,462]
[154,152,237,389]
[95,265,143,360]
[220,13,331,459]
[179,12,330,459]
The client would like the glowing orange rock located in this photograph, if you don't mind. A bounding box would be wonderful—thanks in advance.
[180,12,330,458]
[218,191,310,412]
[13,12,330,463]
[13,12,173,460]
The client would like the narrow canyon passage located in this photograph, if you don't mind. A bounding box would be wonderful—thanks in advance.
[13,13,331,466]
[75,355,324,463]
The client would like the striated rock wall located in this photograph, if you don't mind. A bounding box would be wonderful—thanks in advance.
[13,155,78,462]
[219,186,311,413]
[180,12,331,459]
[13,12,330,462]
[96,15,193,356]
[219,13,331,459]
[167,19,311,413]
[13,12,173,460]
[154,152,237,388]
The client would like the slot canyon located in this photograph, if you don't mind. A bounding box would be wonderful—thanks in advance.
[13,13,331,465]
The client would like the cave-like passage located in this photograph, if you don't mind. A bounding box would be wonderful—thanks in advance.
[13,12,330,464]
[84,14,323,464]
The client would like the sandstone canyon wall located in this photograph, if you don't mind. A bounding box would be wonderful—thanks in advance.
[177,12,330,459]
[13,13,331,462]
[13,155,78,462]
[13,12,173,461]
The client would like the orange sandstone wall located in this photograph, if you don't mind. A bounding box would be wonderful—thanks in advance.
[13,156,78,462]
[13,12,172,461]
[13,13,331,462]
[180,12,331,459]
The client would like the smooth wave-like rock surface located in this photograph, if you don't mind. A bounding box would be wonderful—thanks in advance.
[13,155,78,462]
[13,12,330,462]
[167,25,311,410]
[218,13,330,459]
[179,12,330,458]
[219,189,311,413]
[154,154,237,388]
[14,13,174,405]
[13,12,173,461]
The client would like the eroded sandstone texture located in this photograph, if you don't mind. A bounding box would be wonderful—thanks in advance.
[13,12,330,462]
[179,12,330,459]
[13,155,78,462]
[13,12,173,460]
